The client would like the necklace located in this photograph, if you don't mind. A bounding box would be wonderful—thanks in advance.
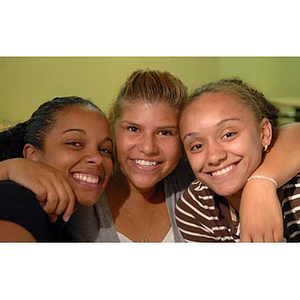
[122,202,156,242]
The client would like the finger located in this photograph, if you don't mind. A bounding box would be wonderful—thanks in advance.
[51,185,70,215]
[273,228,284,242]
[250,233,264,243]
[49,176,75,216]
[48,213,58,223]
[40,181,59,214]
[262,231,275,242]
[61,182,76,222]
[241,229,264,242]
[30,183,48,203]
[240,232,252,243]
[63,199,75,222]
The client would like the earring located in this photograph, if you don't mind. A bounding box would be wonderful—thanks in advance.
[263,145,268,152]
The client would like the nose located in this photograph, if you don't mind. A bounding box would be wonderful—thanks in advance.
[206,142,227,166]
[137,133,159,156]
[84,148,105,165]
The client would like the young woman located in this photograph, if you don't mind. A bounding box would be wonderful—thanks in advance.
[62,70,194,242]
[175,78,300,242]
[0,96,113,241]
[2,71,300,242]
[63,70,300,242]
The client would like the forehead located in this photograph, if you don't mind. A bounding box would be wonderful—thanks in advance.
[52,106,109,131]
[119,100,179,122]
[184,92,251,117]
[180,92,257,134]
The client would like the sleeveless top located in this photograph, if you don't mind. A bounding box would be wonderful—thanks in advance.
[62,159,195,242]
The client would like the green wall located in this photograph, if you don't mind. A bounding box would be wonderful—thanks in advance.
[218,57,300,98]
[0,57,219,123]
[0,57,299,124]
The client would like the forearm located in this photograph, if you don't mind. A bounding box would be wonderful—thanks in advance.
[239,123,299,242]
[0,158,20,181]
[0,220,36,242]
[253,123,300,187]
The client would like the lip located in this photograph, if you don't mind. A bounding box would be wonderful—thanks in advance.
[131,158,161,171]
[206,162,239,179]
[71,170,105,188]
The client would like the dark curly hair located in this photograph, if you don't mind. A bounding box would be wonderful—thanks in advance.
[0,96,105,161]
[0,122,28,161]
[186,78,279,134]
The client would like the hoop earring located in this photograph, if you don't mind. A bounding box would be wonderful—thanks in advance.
[263,145,268,152]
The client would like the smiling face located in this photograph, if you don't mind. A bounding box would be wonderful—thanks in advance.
[180,92,272,199]
[28,105,113,207]
[114,100,182,192]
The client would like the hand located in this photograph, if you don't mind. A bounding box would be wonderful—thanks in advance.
[1,158,75,222]
[239,179,283,242]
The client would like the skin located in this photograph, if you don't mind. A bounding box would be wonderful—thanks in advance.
[24,106,113,209]
[0,220,36,242]
[2,96,300,241]
[180,91,272,212]
[0,105,113,242]
[240,122,300,241]
[114,101,182,192]
[106,100,182,241]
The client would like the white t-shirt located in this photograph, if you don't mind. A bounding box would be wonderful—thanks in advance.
[117,228,174,242]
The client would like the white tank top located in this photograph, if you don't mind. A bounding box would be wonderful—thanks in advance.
[117,228,174,242]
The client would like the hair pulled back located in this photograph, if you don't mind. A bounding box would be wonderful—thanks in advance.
[187,78,279,133]
[0,96,104,161]
[108,69,188,137]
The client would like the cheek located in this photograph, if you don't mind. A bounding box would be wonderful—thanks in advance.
[39,149,71,172]
[231,136,263,169]
[237,133,262,155]
[164,140,182,164]
[248,146,263,168]
[115,134,132,152]
[115,137,129,162]
[104,157,114,174]
[187,153,205,173]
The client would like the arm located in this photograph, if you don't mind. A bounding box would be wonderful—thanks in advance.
[0,158,75,222]
[239,123,300,242]
[0,220,36,242]
[0,180,56,241]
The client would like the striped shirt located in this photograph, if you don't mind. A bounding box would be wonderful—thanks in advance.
[175,174,300,242]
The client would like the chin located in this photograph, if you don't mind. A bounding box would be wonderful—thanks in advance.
[134,180,161,191]
[214,186,242,198]
[77,198,99,207]
[76,192,102,207]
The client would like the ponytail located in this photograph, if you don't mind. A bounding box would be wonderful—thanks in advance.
[0,121,28,161]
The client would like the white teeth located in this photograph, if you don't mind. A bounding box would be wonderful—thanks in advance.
[212,165,234,176]
[73,173,99,184]
[135,159,158,167]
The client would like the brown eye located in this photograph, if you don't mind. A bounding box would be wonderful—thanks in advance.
[222,132,236,139]
[191,143,203,151]
[99,147,112,156]
[158,130,173,136]
[66,142,82,147]
[128,126,139,132]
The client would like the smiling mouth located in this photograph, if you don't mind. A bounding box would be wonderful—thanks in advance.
[72,173,100,184]
[133,159,159,167]
[210,164,235,177]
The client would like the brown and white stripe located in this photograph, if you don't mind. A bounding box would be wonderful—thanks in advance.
[176,174,300,242]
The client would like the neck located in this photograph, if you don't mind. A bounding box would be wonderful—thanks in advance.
[225,190,242,212]
[107,167,164,205]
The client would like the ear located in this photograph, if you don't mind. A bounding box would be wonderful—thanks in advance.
[260,118,272,149]
[23,143,42,162]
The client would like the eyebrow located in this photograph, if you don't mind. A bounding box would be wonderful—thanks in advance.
[62,128,85,134]
[182,117,241,142]
[120,121,178,130]
[61,129,113,144]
